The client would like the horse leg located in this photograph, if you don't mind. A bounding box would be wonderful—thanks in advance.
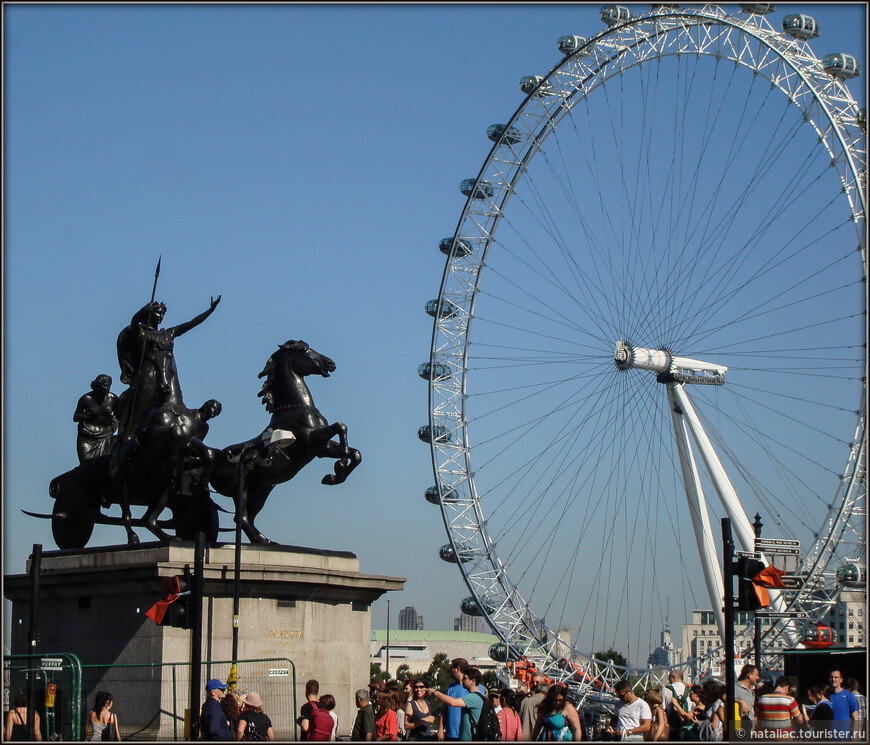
[142,491,175,542]
[239,485,275,544]
[120,484,140,544]
[319,437,362,486]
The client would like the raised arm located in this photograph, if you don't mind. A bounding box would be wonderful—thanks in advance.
[168,295,221,338]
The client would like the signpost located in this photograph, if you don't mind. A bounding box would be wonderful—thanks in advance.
[755,539,801,555]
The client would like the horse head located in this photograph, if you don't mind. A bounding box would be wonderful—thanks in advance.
[257,340,335,413]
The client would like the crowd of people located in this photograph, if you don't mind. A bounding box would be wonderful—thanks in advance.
[67,662,864,742]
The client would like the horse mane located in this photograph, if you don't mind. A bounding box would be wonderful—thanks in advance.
[257,340,309,413]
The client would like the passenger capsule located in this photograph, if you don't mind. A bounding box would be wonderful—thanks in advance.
[425,298,459,318]
[822,54,860,79]
[800,623,837,649]
[439,543,473,563]
[418,424,451,444]
[836,561,865,587]
[489,643,523,662]
[425,485,458,504]
[439,237,472,257]
[486,123,521,145]
[857,108,866,129]
[600,6,631,26]
[461,596,495,617]
[417,362,451,381]
[739,4,775,14]
[557,35,590,56]
[519,75,551,95]
[781,14,819,40]
[460,179,495,199]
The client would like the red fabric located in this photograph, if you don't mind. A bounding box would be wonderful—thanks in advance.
[376,709,398,741]
[144,594,181,624]
[498,708,522,741]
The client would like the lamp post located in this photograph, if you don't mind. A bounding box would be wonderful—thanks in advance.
[385,600,391,680]
[227,444,252,694]
[752,513,764,670]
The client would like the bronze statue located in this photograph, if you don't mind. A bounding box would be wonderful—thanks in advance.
[73,374,119,462]
[115,296,221,440]
[209,340,361,544]
[37,273,361,550]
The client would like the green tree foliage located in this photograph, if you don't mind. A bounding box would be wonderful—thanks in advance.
[370,662,390,683]
[594,648,628,668]
[482,670,500,693]
[396,664,411,683]
[420,653,453,691]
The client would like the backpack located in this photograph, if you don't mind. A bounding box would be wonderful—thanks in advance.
[470,692,502,741]
[666,684,691,730]
[308,706,334,741]
[241,716,268,741]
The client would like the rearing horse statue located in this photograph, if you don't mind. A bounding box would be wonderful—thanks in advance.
[209,340,361,543]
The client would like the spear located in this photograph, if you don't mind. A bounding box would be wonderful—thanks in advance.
[150,255,162,303]
[120,256,162,440]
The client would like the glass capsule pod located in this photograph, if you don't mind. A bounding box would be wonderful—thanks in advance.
[417,361,451,381]
[857,108,866,129]
[781,14,819,40]
[418,424,451,444]
[799,623,837,649]
[739,4,775,14]
[835,561,865,587]
[459,178,495,199]
[822,53,860,79]
[489,642,523,662]
[439,543,473,563]
[461,596,495,616]
[425,298,459,318]
[425,485,458,504]
[600,6,631,27]
[519,75,552,95]
[439,237,472,257]
[486,123,522,145]
[557,35,590,56]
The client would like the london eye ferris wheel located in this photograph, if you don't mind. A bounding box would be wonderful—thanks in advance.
[420,3,865,701]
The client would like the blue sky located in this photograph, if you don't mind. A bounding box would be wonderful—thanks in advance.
[4,2,867,662]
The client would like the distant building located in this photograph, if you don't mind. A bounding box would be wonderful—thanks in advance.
[399,606,424,631]
[820,590,865,648]
[371,629,498,679]
[648,625,681,668]
[454,612,480,633]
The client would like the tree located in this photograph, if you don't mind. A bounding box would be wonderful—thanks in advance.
[482,670,500,693]
[594,648,628,668]
[396,664,411,683]
[370,662,390,683]
[422,653,453,691]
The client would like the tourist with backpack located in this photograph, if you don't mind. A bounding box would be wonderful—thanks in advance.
[430,667,501,741]
[531,684,582,741]
[236,692,274,741]
[298,679,321,740]
[662,669,694,740]
[308,694,337,741]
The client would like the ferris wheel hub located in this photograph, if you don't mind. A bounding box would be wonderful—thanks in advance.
[614,342,728,385]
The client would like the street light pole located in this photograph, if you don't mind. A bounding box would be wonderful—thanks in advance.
[227,445,251,694]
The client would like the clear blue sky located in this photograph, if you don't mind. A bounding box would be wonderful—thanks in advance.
[4,3,866,663]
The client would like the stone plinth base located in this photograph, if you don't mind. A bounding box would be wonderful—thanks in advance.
[4,542,404,740]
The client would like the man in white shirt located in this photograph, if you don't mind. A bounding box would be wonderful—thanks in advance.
[607,681,651,741]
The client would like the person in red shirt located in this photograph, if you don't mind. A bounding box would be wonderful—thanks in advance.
[497,689,522,741]
[375,690,399,741]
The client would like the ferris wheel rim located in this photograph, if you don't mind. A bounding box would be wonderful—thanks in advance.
[426,4,866,690]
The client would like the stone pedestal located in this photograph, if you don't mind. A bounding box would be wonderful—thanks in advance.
[4,542,404,740]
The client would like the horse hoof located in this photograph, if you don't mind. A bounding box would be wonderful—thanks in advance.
[321,474,337,486]
[127,533,140,545]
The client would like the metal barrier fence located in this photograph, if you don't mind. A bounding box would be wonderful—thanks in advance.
[80,658,298,741]
[4,655,296,741]
[4,652,83,741]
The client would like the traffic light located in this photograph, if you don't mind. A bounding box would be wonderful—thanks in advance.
[145,575,192,628]
[735,556,768,611]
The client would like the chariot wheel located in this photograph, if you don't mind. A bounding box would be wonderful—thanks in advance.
[50,476,98,550]
[422,4,865,701]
